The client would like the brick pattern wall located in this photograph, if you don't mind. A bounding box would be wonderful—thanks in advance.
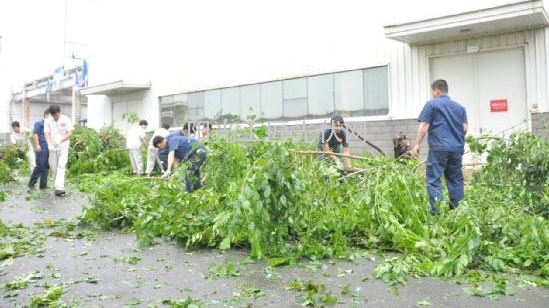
[532,112,549,140]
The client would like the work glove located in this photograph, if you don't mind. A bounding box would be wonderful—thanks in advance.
[161,170,171,180]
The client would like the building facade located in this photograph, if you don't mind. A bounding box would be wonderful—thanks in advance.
[82,0,549,154]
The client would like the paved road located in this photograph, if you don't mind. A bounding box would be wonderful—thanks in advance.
[0,181,548,307]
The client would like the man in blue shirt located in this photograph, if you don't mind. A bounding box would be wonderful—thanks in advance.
[28,109,51,191]
[153,134,207,193]
[410,79,468,215]
[317,115,353,171]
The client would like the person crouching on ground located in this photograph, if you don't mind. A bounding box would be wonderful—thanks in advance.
[126,119,148,175]
[152,135,207,193]
[318,115,353,171]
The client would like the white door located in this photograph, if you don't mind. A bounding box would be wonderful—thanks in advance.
[476,48,527,136]
[430,53,478,135]
[430,47,528,137]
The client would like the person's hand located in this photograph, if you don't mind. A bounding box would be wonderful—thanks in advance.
[161,170,171,180]
[35,145,41,153]
[410,145,420,157]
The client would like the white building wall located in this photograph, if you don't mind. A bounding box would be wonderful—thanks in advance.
[84,0,549,130]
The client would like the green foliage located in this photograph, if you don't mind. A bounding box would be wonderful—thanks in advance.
[67,126,130,175]
[28,283,66,308]
[469,133,549,216]
[4,271,43,290]
[99,125,126,150]
[0,220,46,260]
[161,297,203,308]
[122,111,140,124]
[76,131,549,289]
[0,160,12,184]
[286,279,338,306]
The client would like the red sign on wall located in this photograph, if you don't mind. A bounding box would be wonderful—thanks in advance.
[490,99,508,112]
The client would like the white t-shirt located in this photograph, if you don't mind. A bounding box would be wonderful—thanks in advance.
[44,115,74,149]
[148,128,170,149]
[10,127,30,145]
[126,126,146,149]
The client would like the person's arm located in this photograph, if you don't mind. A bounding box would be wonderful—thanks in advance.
[411,122,430,156]
[61,118,74,143]
[321,143,339,164]
[33,133,41,152]
[44,122,53,149]
[161,151,175,180]
[141,137,148,149]
[463,123,469,135]
[342,147,352,170]
[61,131,73,143]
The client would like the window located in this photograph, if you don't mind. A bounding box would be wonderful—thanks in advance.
[307,74,334,118]
[240,84,261,121]
[159,65,389,124]
[204,89,221,119]
[335,70,364,117]
[283,78,307,119]
[364,66,389,116]
[260,81,283,120]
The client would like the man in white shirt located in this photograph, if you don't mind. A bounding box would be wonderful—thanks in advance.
[145,124,170,176]
[126,119,148,175]
[44,105,74,196]
[10,121,36,172]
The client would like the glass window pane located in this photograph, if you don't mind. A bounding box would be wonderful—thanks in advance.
[364,66,389,116]
[172,94,188,126]
[221,87,240,118]
[283,78,307,99]
[335,70,364,117]
[240,84,261,121]
[284,98,307,119]
[188,92,204,109]
[260,81,283,120]
[307,74,334,117]
[204,89,222,120]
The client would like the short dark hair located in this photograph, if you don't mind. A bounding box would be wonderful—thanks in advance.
[331,115,344,125]
[152,136,165,148]
[183,122,195,133]
[49,105,61,115]
[44,109,51,116]
[161,124,170,130]
[431,79,448,93]
[139,119,148,126]
[11,121,20,128]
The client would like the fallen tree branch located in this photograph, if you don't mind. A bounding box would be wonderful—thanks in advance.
[292,150,372,161]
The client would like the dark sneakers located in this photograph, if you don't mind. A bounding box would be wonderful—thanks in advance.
[54,190,66,196]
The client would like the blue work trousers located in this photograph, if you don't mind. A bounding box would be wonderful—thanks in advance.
[426,150,464,215]
[28,148,49,189]
[184,146,207,193]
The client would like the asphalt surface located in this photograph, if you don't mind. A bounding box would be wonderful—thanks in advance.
[0,180,548,308]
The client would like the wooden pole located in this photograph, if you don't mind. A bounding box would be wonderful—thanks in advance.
[22,90,30,128]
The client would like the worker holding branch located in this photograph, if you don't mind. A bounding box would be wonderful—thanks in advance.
[318,115,354,173]
[410,79,468,215]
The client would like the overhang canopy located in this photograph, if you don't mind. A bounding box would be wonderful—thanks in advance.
[384,0,549,45]
[80,80,150,96]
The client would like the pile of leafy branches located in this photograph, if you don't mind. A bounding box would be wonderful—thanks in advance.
[67,126,130,175]
[75,129,549,287]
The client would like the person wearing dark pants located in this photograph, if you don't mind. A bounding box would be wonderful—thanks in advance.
[184,146,207,193]
[28,109,51,191]
[152,135,207,193]
[410,79,468,215]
